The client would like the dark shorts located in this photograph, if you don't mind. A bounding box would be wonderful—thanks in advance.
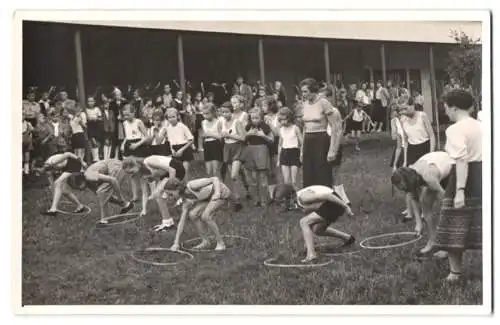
[406,140,430,166]
[71,132,87,149]
[124,139,149,157]
[149,143,171,157]
[63,157,83,173]
[172,143,194,162]
[87,120,103,142]
[315,192,346,223]
[203,140,223,162]
[169,158,186,180]
[351,120,363,131]
[279,148,301,167]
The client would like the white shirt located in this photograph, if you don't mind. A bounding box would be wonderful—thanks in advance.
[352,109,364,122]
[86,107,102,120]
[144,155,173,173]
[69,112,87,134]
[52,122,60,137]
[355,90,369,105]
[221,118,239,144]
[413,151,454,179]
[148,125,167,145]
[123,119,143,140]
[296,185,333,208]
[280,125,299,149]
[400,112,430,145]
[166,122,194,145]
[445,117,482,162]
[202,119,221,142]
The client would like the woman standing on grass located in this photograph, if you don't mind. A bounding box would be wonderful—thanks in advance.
[399,97,436,222]
[432,89,482,283]
[300,78,343,188]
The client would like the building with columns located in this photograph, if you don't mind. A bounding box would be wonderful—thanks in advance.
[23,20,481,124]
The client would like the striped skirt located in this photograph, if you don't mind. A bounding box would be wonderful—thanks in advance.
[433,162,482,250]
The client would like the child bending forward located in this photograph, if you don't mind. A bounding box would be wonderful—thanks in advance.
[163,177,232,252]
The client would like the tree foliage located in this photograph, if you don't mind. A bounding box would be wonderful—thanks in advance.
[446,30,482,91]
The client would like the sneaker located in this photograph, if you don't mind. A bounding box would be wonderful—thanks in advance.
[120,201,134,214]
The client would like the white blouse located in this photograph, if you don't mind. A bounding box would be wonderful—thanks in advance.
[400,111,430,145]
[445,117,482,162]
[166,122,194,145]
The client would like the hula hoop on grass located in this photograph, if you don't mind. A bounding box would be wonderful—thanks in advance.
[263,257,333,268]
[359,231,423,250]
[182,235,250,252]
[94,212,143,227]
[130,247,194,266]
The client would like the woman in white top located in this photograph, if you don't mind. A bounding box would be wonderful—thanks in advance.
[432,89,482,283]
[201,103,223,178]
[164,177,233,252]
[399,98,436,165]
[391,151,454,257]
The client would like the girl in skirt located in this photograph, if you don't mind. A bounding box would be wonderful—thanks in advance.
[220,101,247,212]
[201,103,223,178]
[277,107,302,208]
[242,107,274,207]
[85,96,103,162]
[148,109,170,157]
[165,108,194,180]
[101,100,116,160]
[391,151,454,258]
[433,89,482,283]
[122,155,186,231]
[343,101,374,151]
[296,185,355,263]
[83,159,135,224]
[165,177,232,252]
[390,106,407,171]
[68,105,88,161]
[22,114,34,175]
[37,152,87,216]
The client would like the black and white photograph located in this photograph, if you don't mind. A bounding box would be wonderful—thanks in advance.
[11,8,492,314]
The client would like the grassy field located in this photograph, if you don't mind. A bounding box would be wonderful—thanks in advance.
[21,133,482,305]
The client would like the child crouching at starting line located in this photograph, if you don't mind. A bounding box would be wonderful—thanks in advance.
[162,177,232,252]
[271,184,356,263]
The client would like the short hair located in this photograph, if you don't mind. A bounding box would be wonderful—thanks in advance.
[391,167,425,199]
[269,184,296,205]
[207,92,215,98]
[319,86,333,97]
[248,107,265,121]
[67,172,87,190]
[123,103,136,115]
[221,101,234,112]
[254,97,264,108]
[299,78,319,94]
[278,107,295,123]
[264,96,278,114]
[231,95,245,104]
[443,89,474,111]
[165,108,179,117]
[203,103,217,115]
[122,157,140,170]
[152,109,164,120]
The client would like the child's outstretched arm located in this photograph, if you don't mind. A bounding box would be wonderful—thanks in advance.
[170,200,193,251]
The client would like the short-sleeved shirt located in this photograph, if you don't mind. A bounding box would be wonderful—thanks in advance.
[412,151,454,180]
[166,122,194,145]
[445,117,482,162]
[302,97,335,133]
[245,122,272,145]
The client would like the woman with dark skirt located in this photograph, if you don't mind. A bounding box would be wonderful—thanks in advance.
[432,89,482,283]
[300,78,343,188]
